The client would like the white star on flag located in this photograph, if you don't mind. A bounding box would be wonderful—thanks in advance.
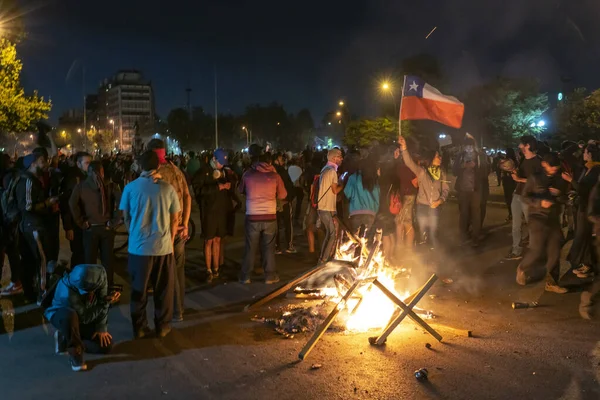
[409,81,419,91]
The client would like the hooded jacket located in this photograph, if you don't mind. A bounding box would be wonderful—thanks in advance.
[239,162,287,220]
[44,264,110,332]
[401,150,449,207]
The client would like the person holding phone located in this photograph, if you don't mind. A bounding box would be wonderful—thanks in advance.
[16,153,58,304]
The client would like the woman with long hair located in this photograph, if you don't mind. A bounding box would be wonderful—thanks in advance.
[344,155,380,234]
[563,142,600,279]
[398,136,449,249]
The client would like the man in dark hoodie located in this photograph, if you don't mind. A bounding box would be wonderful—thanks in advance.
[69,161,122,288]
[60,152,91,268]
[515,152,568,294]
[273,152,296,254]
[44,264,119,372]
[16,153,58,304]
[238,145,287,284]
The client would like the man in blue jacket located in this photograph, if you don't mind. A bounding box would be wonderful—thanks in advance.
[44,264,119,372]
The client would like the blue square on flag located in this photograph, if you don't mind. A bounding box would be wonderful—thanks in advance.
[403,76,425,97]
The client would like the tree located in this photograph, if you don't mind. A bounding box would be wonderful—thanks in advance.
[0,38,52,137]
[553,88,600,145]
[464,78,548,147]
[344,118,413,148]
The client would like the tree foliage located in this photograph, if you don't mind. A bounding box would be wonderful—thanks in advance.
[0,39,52,136]
[553,88,600,145]
[344,118,413,148]
[464,78,548,147]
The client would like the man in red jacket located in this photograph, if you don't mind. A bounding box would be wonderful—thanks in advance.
[238,145,287,284]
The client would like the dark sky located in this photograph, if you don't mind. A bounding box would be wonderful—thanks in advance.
[15,0,600,123]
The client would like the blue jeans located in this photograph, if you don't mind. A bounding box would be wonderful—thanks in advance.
[511,194,529,255]
[241,219,278,280]
[416,204,440,248]
[318,211,338,263]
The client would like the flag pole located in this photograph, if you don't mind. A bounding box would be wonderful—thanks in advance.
[398,75,407,137]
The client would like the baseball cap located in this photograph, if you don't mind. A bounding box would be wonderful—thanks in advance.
[213,148,229,166]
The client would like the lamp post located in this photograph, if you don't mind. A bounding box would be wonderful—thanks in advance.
[242,126,252,148]
[380,81,397,113]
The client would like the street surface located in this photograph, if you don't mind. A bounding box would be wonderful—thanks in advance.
[1,183,599,400]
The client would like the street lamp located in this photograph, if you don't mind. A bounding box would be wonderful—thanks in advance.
[381,81,390,91]
[339,100,345,107]
[242,126,252,147]
[336,111,342,117]
[380,80,397,112]
[61,131,66,138]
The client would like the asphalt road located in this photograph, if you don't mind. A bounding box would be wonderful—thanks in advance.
[1,195,599,400]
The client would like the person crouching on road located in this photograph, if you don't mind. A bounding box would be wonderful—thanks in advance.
[515,152,569,294]
[119,151,180,339]
[44,264,120,372]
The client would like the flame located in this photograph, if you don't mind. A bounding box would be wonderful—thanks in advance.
[313,231,416,332]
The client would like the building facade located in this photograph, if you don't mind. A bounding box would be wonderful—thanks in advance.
[95,70,155,151]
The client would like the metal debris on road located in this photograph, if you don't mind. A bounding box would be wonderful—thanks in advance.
[512,302,539,310]
[310,363,322,370]
[442,278,453,284]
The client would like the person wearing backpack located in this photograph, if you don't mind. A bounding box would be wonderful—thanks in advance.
[0,154,24,297]
[344,156,380,234]
[16,153,59,304]
[317,149,345,264]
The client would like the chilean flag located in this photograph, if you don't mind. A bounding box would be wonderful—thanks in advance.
[400,76,464,129]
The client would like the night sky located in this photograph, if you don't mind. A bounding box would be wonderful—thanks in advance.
[15,0,600,123]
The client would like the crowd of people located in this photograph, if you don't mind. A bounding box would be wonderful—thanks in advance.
[0,131,598,372]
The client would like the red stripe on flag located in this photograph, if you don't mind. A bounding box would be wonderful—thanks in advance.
[400,97,464,129]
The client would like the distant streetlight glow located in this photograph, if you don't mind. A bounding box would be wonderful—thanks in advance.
[328,122,332,126]
[336,111,342,117]
[77,128,82,133]
[61,131,66,137]
[382,82,390,91]
[339,101,344,106]
[537,120,545,127]
[109,119,114,124]
[439,133,447,139]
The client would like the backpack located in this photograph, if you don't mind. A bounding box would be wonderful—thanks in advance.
[388,185,402,215]
[1,173,21,225]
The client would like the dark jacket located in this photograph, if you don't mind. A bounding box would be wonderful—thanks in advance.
[453,151,489,192]
[274,164,295,203]
[522,172,568,220]
[59,167,86,231]
[16,171,51,232]
[44,264,110,332]
[69,176,122,229]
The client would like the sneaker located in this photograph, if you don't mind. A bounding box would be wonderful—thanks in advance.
[172,314,184,323]
[54,331,67,355]
[0,282,24,297]
[69,348,87,372]
[275,248,283,255]
[265,276,280,285]
[286,247,298,254]
[212,269,220,278]
[505,252,523,261]
[545,283,568,294]
[157,326,172,338]
[134,326,152,339]
[239,278,251,284]
[573,265,593,278]
[36,290,46,307]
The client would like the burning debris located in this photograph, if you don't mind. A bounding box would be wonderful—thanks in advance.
[246,217,444,359]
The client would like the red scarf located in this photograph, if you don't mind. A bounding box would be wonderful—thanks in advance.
[154,148,167,164]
